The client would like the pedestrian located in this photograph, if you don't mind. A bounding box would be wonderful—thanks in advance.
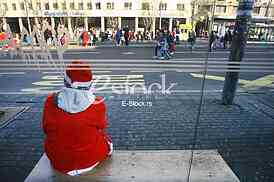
[187,30,196,51]
[92,30,97,48]
[153,30,162,58]
[168,31,176,55]
[88,28,93,47]
[42,60,113,176]
[124,26,130,46]
[82,31,89,47]
[115,28,121,46]
[175,28,180,44]
[209,31,216,51]
[60,32,66,46]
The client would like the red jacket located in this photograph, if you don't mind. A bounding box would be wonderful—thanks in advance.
[42,94,110,174]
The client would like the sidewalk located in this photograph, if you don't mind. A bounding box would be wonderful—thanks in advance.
[1,38,274,53]
[0,92,273,181]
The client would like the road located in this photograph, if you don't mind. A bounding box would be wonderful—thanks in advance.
[0,42,273,95]
[0,41,274,182]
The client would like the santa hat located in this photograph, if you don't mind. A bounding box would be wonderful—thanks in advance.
[64,60,93,89]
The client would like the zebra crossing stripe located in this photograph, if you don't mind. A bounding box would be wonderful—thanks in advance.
[22,74,145,93]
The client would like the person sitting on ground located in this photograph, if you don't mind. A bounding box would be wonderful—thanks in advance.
[42,60,113,176]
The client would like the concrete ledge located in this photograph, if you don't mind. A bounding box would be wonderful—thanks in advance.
[25,150,240,182]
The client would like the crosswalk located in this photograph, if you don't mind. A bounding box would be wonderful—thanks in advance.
[1,59,274,73]
[21,72,146,94]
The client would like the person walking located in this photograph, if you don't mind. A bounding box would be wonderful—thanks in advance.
[124,26,130,46]
[115,28,121,46]
[188,30,196,51]
[82,31,89,47]
[209,31,216,52]
[42,60,113,176]
[153,30,162,58]
[223,31,229,49]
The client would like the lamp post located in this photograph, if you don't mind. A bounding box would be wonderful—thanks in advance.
[209,0,216,33]
[222,0,255,105]
[159,0,162,30]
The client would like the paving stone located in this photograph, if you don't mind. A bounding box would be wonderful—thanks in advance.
[0,93,273,181]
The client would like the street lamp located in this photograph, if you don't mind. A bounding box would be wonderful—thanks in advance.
[209,0,216,33]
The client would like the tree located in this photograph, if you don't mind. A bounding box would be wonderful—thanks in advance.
[192,0,216,32]
[108,17,118,30]
[141,1,154,32]
[265,0,273,17]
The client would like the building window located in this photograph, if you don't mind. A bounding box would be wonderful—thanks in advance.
[87,2,92,10]
[45,3,50,10]
[124,2,132,10]
[159,3,167,10]
[37,3,41,10]
[271,8,274,17]
[62,2,66,10]
[20,3,25,10]
[107,2,114,10]
[232,6,237,14]
[78,3,83,10]
[142,2,150,10]
[2,3,8,11]
[28,3,33,10]
[215,5,226,13]
[253,7,260,14]
[177,3,184,11]
[53,3,58,10]
[70,2,75,10]
[96,2,101,9]
[12,3,16,10]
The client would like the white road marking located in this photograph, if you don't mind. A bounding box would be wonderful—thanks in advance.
[42,71,112,74]
[5,89,274,95]
[0,72,25,75]
[64,51,101,54]
[191,73,274,90]
[176,51,274,54]
[121,52,136,55]
[21,74,146,93]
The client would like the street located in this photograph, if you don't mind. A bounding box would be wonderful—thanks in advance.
[0,42,273,95]
[0,41,274,181]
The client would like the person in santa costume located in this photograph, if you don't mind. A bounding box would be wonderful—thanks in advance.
[42,60,113,176]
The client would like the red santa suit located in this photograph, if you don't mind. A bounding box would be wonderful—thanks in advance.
[82,31,89,47]
[42,61,113,176]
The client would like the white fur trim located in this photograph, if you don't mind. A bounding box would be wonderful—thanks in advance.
[57,87,95,113]
[64,72,92,88]
[67,162,99,176]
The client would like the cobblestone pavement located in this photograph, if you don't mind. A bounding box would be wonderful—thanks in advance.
[0,92,273,182]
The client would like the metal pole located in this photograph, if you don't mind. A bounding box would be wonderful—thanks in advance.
[191,1,195,30]
[222,0,255,105]
[265,0,273,17]
[159,0,162,30]
[209,0,216,34]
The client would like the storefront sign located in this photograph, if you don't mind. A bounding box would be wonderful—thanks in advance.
[179,23,192,30]
[43,10,85,17]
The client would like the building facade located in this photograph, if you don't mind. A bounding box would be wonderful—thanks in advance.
[195,0,274,39]
[0,0,192,37]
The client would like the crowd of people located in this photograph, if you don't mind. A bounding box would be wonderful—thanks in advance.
[209,30,233,51]
[153,29,177,59]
